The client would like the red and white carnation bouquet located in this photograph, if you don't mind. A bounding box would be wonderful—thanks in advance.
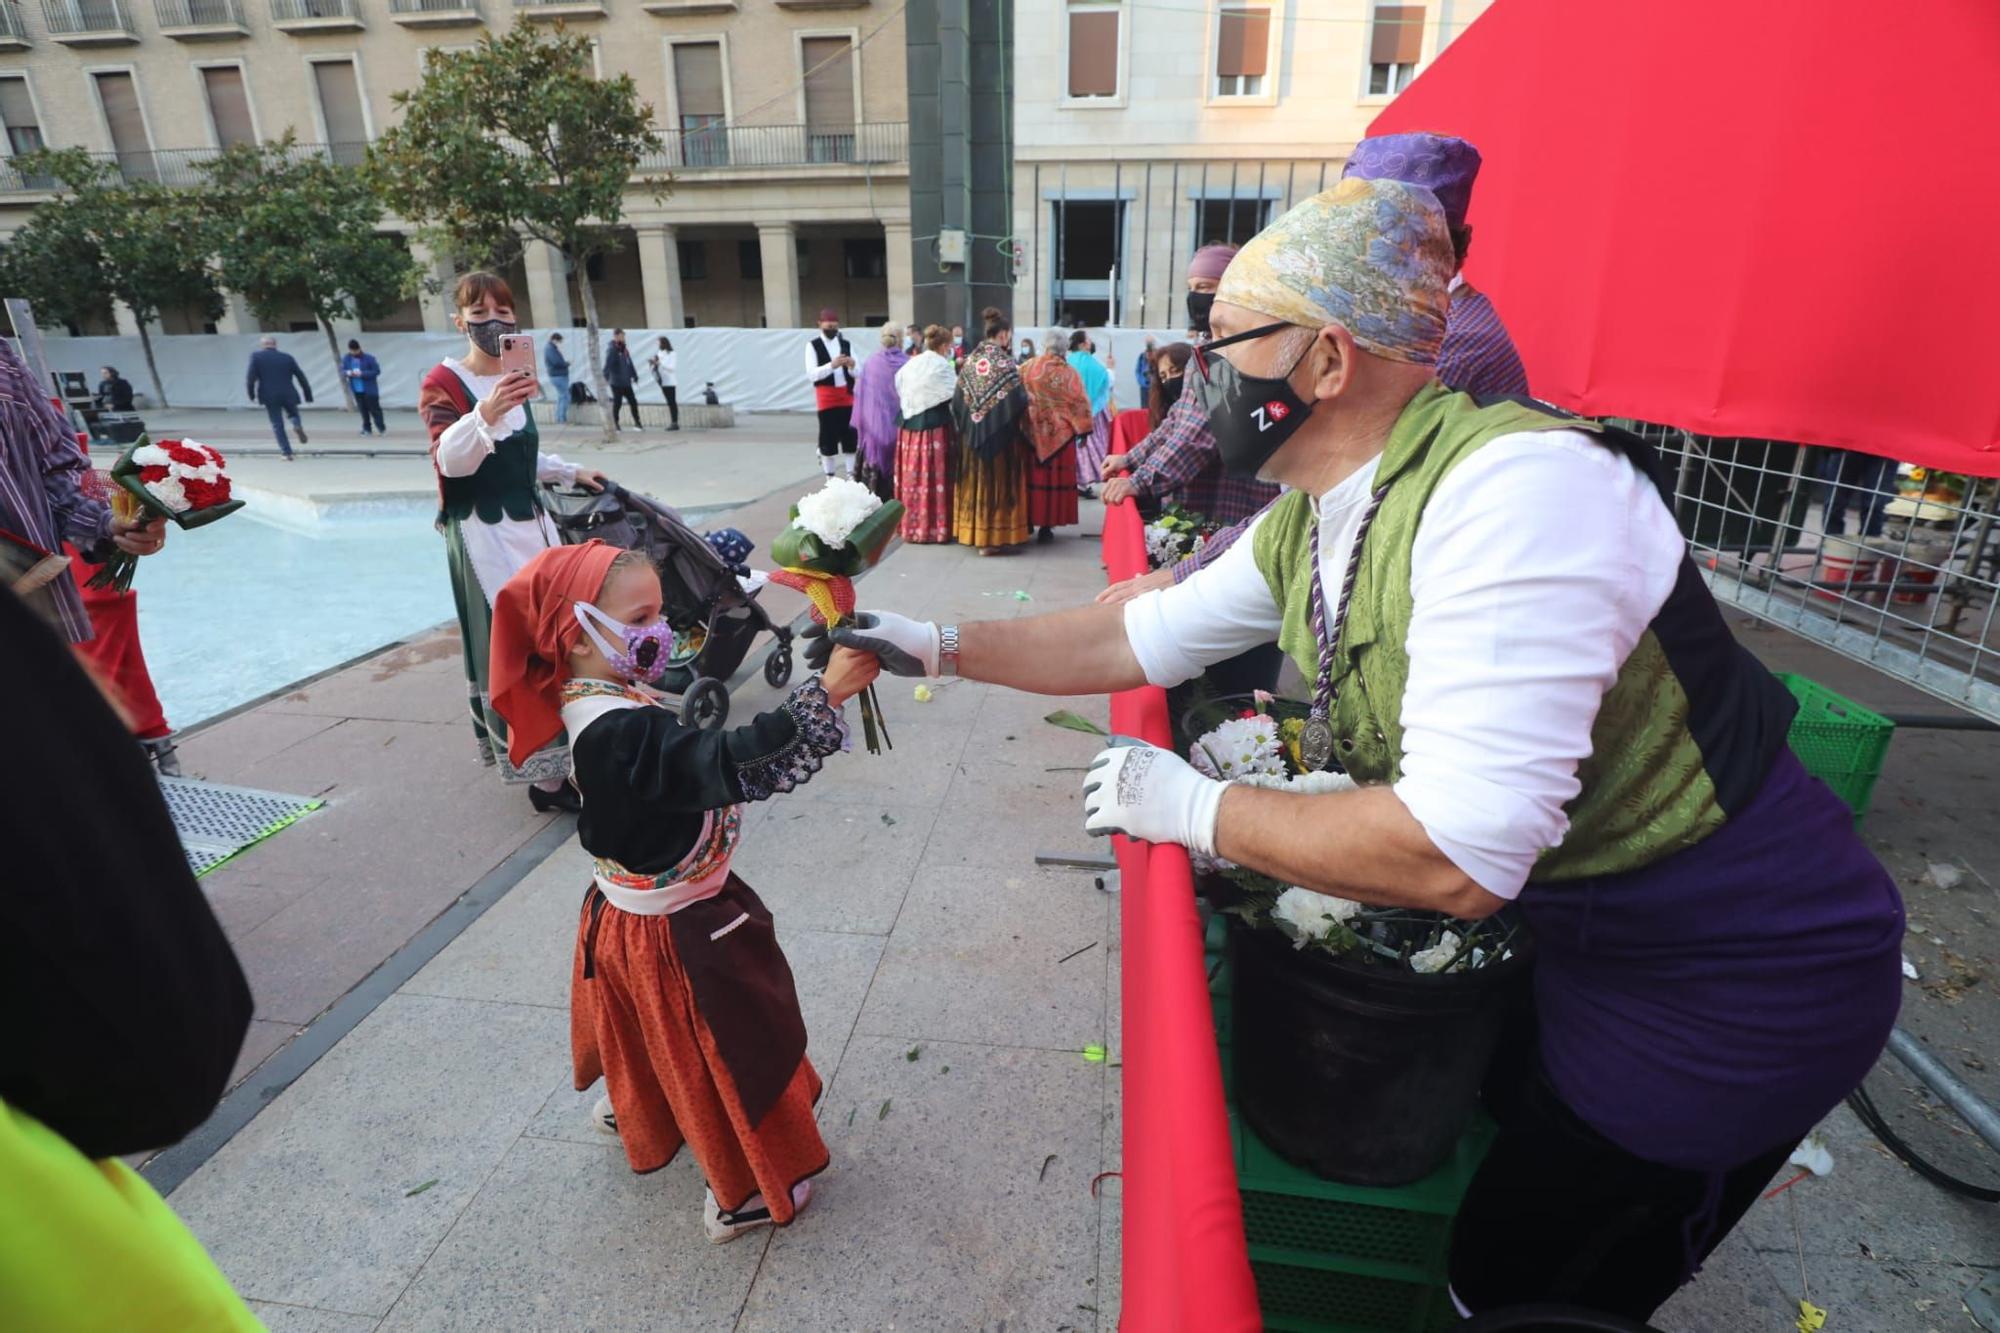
[88,434,247,591]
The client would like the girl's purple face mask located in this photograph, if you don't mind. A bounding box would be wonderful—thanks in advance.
[574,601,674,685]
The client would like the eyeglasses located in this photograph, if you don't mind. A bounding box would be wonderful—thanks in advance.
[1191,321,1292,383]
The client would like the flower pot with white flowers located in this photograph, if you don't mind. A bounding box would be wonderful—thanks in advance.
[1185,697,1532,1188]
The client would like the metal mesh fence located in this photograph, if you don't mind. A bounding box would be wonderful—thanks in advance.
[1626,421,2000,722]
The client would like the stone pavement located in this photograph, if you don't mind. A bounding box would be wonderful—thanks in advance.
[150,475,2000,1328]
[165,521,1131,1331]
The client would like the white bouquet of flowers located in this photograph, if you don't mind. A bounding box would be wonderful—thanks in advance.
[1188,712,1290,782]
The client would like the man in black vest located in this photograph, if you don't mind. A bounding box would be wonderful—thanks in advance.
[805,307,858,478]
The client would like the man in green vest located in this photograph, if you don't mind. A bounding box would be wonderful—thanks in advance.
[812,176,1903,1319]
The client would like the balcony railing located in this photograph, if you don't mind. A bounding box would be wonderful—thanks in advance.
[0,127,904,195]
[270,0,361,25]
[387,0,482,22]
[639,122,908,172]
[41,0,139,39]
[156,0,249,32]
[0,3,31,43]
[0,142,372,193]
[513,0,605,16]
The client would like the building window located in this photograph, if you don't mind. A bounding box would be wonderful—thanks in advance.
[843,237,885,280]
[1367,4,1423,95]
[1050,199,1124,326]
[672,42,728,168]
[1066,2,1121,100]
[92,72,154,182]
[311,59,369,166]
[800,36,855,163]
[678,239,707,281]
[0,77,44,158]
[200,66,256,148]
[1214,5,1270,98]
[738,238,761,279]
[1194,198,1273,250]
[795,233,813,279]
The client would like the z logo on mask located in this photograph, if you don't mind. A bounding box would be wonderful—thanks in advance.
[1251,400,1290,432]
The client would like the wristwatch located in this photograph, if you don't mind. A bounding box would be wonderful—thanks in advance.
[938,624,960,679]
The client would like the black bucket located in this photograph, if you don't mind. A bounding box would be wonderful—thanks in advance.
[1230,918,1531,1187]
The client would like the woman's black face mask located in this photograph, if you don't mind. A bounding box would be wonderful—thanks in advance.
[1192,322,1315,479]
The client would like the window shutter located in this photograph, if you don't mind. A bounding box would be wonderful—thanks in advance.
[93,72,149,158]
[1067,10,1119,98]
[673,42,725,121]
[0,78,39,136]
[312,60,368,150]
[1371,4,1424,66]
[1217,7,1269,79]
[201,67,255,148]
[802,37,855,132]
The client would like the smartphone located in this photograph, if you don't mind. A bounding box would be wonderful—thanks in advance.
[499,333,536,380]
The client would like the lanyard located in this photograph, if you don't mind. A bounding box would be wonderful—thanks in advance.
[1301,483,1391,771]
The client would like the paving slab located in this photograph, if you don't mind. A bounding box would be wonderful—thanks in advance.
[736,1036,1108,1333]
[402,840,594,1013]
[230,1019,301,1089]
[169,994,569,1317]
[247,1301,382,1332]
[734,799,938,936]
[180,709,347,777]
[377,1136,765,1333]
[855,859,1112,1052]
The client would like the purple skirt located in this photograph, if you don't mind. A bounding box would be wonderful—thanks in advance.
[1525,751,1904,1171]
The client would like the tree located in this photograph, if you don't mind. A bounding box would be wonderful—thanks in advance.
[370,26,667,441]
[6,149,221,408]
[198,137,423,412]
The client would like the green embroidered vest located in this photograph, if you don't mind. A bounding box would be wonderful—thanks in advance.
[1252,383,1767,882]
[430,364,544,526]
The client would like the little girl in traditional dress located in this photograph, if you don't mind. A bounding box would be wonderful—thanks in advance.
[487,539,879,1242]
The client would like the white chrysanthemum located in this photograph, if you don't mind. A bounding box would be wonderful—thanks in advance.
[132,445,173,467]
[795,476,882,549]
[1289,769,1359,796]
[1271,886,1363,946]
[1189,715,1286,781]
[146,474,190,513]
[1410,930,1465,974]
[1143,522,1187,567]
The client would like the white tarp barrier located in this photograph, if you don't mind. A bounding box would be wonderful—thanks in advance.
[35,324,1194,417]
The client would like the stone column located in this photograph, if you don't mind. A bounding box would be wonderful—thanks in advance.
[213,289,259,335]
[408,238,457,335]
[635,223,684,331]
[756,221,802,330]
[882,218,915,326]
[521,238,573,331]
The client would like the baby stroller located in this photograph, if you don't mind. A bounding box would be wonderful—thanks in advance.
[541,481,794,730]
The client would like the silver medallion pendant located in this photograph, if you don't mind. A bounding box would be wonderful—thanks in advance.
[1300,717,1336,772]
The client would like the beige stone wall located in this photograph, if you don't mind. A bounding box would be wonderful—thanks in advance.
[0,0,910,327]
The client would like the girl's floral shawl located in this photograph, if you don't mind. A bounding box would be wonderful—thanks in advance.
[952,340,1029,461]
[1021,352,1093,462]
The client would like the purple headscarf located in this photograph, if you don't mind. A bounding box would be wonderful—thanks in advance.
[853,345,908,472]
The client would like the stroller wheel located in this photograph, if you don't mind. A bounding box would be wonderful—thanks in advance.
[680,676,731,731]
[763,642,794,688]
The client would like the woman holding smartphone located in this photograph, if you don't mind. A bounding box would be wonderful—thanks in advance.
[420,270,607,812]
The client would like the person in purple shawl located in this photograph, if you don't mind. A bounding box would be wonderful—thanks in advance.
[852,322,908,501]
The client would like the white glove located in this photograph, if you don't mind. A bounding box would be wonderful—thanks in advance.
[1081,743,1225,858]
[805,610,942,677]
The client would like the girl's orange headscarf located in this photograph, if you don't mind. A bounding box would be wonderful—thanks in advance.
[488,540,619,768]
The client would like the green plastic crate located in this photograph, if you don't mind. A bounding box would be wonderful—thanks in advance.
[1203,909,1494,1333]
[1777,672,1896,823]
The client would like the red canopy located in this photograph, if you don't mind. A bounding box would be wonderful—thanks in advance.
[1370,0,2000,476]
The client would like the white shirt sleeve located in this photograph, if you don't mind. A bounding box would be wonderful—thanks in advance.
[1121,516,1284,687]
[1391,430,1685,899]
[536,452,577,485]
[807,340,835,385]
[434,410,498,479]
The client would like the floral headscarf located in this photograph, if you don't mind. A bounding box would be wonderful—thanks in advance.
[1215,177,1454,365]
[1020,350,1093,462]
[954,339,1029,460]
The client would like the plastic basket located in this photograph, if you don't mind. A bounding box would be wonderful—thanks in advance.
[1776,673,1896,823]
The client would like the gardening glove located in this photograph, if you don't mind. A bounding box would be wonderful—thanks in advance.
[802,611,941,677]
[1081,742,1224,858]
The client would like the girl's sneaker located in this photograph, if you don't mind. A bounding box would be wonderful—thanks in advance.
[591,1095,618,1137]
[702,1180,812,1245]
